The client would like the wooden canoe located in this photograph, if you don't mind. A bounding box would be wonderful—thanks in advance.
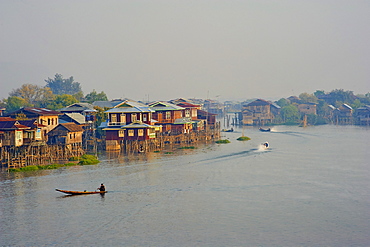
[55,189,107,195]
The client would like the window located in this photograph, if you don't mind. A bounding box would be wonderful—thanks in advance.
[166,111,171,119]
[111,114,117,123]
[138,129,144,136]
[118,130,124,137]
[143,114,147,122]
[185,110,190,117]
[128,130,134,136]
[48,118,51,125]
[120,114,126,124]
[132,114,137,122]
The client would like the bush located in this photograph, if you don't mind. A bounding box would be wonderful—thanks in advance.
[78,154,100,165]
[215,139,231,144]
[237,136,251,141]
[178,146,196,149]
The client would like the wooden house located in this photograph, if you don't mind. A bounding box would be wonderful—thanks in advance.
[355,105,370,125]
[6,107,62,132]
[105,121,158,142]
[18,119,48,144]
[333,104,353,124]
[59,103,97,122]
[174,102,201,120]
[47,123,84,145]
[197,110,217,126]
[298,103,317,115]
[242,99,280,125]
[149,101,186,132]
[0,120,30,147]
[101,100,161,142]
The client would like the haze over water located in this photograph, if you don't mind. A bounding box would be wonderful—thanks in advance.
[1,125,369,246]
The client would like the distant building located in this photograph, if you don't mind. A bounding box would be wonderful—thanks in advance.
[6,107,62,132]
[355,105,370,125]
[333,104,353,125]
[298,103,317,115]
[242,99,280,125]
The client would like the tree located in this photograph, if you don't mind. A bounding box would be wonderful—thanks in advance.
[85,90,108,103]
[9,84,53,106]
[299,92,318,104]
[275,98,290,107]
[314,90,325,98]
[280,105,300,124]
[328,89,356,105]
[45,73,82,95]
[46,94,78,110]
[4,96,29,113]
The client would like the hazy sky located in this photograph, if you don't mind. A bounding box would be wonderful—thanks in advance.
[1,0,369,102]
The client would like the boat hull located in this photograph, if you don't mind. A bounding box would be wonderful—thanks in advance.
[56,189,107,195]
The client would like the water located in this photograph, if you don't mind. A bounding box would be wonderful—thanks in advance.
[1,125,369,246]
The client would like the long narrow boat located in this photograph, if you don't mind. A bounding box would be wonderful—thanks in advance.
[55,189,107,195]
[259,127,271,132]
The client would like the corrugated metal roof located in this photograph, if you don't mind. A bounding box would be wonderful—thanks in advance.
[149,101,185,111]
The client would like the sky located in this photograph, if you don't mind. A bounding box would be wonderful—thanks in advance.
[1,0,369,102]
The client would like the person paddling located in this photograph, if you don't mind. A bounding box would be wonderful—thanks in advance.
[98,183,106,192]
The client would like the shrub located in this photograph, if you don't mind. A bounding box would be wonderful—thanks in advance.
[237,136,251,141]
[78,154,100,165]
[215,139,231,144]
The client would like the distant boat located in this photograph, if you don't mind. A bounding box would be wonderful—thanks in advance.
[55,189,107,195]
[262,142,269,148]
[222,128,234,132]
[259,127,271,132]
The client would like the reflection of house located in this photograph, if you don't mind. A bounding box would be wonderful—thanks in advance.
[355,105,370,125]
[6,107,62,132]
[298,103,317,115]
[333,104,353,124]
[47,123,84,145]
[242,99,280,125]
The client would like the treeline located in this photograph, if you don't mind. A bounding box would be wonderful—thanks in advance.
[274,89,370,125]
[0,73,108,113]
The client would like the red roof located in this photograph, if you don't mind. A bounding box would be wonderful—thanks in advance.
[0,117,16,121]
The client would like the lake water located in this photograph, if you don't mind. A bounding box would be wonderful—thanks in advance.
[1,125,369,246]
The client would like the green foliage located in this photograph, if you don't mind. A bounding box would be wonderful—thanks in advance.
[328,89,356,105]
[78,154,100,165]
[85,90,108,103]
[216,139,231,144]
[276,98,290,107]
[46,94,78,110]
[45,73,82,95]
[237,136,251,141]
[8,163,79,172]
[299,92,318,104]
[280,105,300,124]
[5,96,29,113]
[9,84,54,107]
[178,146,196,149]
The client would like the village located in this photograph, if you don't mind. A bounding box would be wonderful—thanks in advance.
[1,90,370,169]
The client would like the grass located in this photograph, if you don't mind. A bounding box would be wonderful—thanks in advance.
[237,136,251,141]
[215,139,231,144]
[8,155,100,172]
[178,146,196,149]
